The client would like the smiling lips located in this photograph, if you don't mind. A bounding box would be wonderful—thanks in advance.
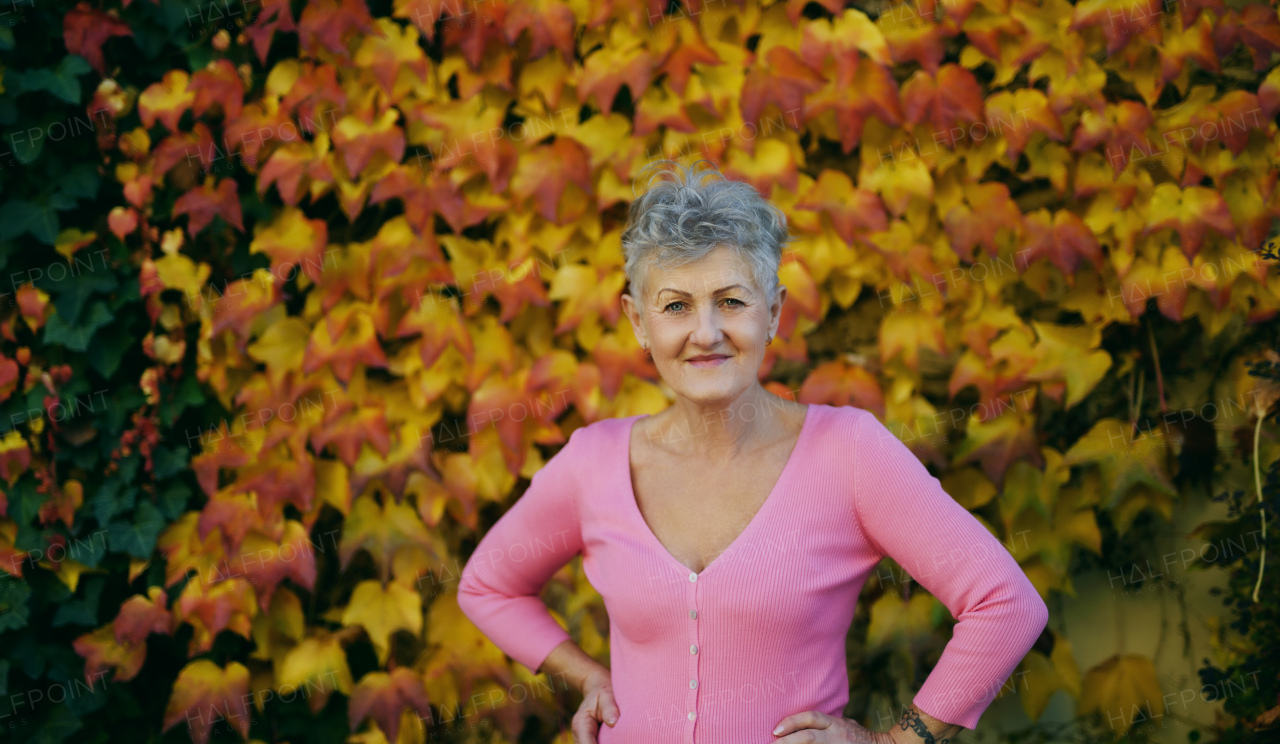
[685,354,730,367]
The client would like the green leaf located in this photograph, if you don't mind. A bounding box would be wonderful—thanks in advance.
[56,163,102,201]
[90,477,134,527]
[157,481,192,521]
[0,577,31,633]
[151,444,187,480]
[107,501,164,559]
[28,703,83,744]
[86,323,134,378]
[0,659,9,695]
[16,55,91,105]
[65,530,107,569]
[42,301,113,351]
[50,578,101,629]
[47,266,117,320]
[52,576,104,627]
[0,200,59,244]
[0,27,13,51]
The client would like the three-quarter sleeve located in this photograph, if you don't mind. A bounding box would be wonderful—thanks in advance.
[849,409,1049,730]
[456,426,587,675]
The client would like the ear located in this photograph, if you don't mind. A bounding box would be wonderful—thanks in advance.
[620,292,646,348]
[768,283,787,338]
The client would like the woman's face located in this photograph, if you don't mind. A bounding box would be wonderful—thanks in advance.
[620,245,785,406]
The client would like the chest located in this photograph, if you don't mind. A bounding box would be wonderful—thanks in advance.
[628,447,794,574]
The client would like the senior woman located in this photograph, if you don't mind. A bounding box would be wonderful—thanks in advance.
[457,160,1049,744]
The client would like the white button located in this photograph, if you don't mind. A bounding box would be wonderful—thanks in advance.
[688,711,696,721]
[689,572,697,582]
[690,644,698,654]
[689,609,697,619]
[690,679,698,689]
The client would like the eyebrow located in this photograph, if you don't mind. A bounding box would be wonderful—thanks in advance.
[657,284,748,297]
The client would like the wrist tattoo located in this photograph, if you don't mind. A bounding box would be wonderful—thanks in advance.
[898,708,951,744]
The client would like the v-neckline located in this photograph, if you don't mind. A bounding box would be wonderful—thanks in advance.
[623,403,816,580]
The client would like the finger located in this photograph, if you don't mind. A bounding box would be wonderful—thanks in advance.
[572,707,600,744]
[597,688,620,726]
[773,711,833,737]
[774,728,824,744]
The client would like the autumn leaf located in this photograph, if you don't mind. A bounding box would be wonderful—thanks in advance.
[73,623,147,684]
[341,580,423,665]
[139,70,194,133]
[1062,418,1177,513]
[173,178,245,236]
[1077,654,1163,730]
[339,491,444,583]
[865,592,945,653]
[349,667,432,742]
[162,660,252,744]
[249,207,330,284]
[277,632,354,713]
[114,586,173,644]
[63,3,132,75]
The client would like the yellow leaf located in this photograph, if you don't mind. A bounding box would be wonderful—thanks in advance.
[341,580,422,665]
[277,632,354,714]
[1078,654,1163,731]
[55,228,98,262]
[865,592,943,652]
[941,466,997,510]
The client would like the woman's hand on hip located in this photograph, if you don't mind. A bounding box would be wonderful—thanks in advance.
[570,668,620,744]
[772,711,894,744]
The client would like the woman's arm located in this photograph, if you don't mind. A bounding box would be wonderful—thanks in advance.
[456,426,590,677]
[889,703,963,743]
[540,639,612,696]
[849,409,1050,731]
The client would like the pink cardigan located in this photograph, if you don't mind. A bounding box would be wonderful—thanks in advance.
[457,403,1048,742]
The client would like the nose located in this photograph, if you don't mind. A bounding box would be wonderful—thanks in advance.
[690,302,725,348]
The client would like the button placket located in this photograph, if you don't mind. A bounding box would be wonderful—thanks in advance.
[686,571,701,742]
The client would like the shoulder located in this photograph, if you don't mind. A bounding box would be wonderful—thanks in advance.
[549,414,635,462]
[804,402,871,438]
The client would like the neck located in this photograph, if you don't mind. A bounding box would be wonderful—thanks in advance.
[651,387,794,457]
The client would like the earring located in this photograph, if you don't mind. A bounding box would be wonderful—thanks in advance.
[766,336,774,346]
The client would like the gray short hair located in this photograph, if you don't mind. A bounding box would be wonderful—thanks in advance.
[620,159,792,308]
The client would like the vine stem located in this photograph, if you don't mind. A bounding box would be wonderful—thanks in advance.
[1251,412,1267,604]
[1146,320,1167,413]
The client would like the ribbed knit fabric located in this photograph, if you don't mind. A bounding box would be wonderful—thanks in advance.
[457,403,1049,742]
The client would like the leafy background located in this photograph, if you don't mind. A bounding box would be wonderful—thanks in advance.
[0,0,1278,742]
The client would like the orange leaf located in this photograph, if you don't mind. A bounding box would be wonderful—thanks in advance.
[349,668,432,743]
[504,0,576,62]
[509,138,594,224]
[297,0,379,57]
[174,577,258,656]
[139,70,194,133]
[173,178,244,236]
[189,59,245,120]
[162,660,252,744]
[741,46,825,129]
[63,3,131,75]
[250,207,330,284]
[795,169,889,245]
[115,586,174,644]
[799,360,885,417]
[73,624,147,684]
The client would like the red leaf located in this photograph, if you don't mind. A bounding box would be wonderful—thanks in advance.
[115,587,174,645]
[741,46,825,129]
[173,178,244,236]
[348,667,432,743]
[189,59,245,120]
[298,0,379,57]
[63,3,132,76]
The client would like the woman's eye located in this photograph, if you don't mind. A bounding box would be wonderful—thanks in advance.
[664,301,685,313]
[723,298,744,307]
